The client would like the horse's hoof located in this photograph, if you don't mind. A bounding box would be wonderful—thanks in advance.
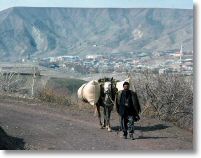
[107,127,112,132]
[100,124,105,129]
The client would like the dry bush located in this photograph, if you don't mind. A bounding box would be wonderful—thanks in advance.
[0,72,25,94]
[132,71,193,130]
[37,87,72,106]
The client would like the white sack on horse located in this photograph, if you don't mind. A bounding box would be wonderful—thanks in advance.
[116,78,131,91]
[77,80,100,106]
[77,83,87,99]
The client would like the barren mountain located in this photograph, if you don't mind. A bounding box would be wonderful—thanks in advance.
[0,7,193,61]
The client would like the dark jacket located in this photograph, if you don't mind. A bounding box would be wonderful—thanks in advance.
[115,90,141,117]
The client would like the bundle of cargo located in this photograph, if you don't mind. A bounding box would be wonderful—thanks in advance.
[117,76,136,92]
[77,80,100,106]
[116,78,129,91]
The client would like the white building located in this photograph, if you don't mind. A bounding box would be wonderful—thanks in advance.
[86,55,103,60]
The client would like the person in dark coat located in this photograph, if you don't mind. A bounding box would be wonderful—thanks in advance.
[115,82,141,139]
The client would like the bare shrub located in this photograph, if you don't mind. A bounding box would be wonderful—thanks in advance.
[37,87,72,106]
[132,71,193,130]
[0,72,25,94]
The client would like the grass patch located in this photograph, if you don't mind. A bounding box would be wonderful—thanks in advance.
[37,77,86,106]
[46,77,86,94]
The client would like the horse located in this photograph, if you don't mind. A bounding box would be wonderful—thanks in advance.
[95,77,117,131]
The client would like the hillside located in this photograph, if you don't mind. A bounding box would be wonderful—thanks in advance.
[0,7,193,61]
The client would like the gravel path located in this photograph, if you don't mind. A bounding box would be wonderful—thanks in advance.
[0,98,193,150]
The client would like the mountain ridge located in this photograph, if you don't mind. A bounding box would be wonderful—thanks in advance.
[0,7,193,61]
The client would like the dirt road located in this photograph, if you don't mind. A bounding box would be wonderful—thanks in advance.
[0,97,193,150]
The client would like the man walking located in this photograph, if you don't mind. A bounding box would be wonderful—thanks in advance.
[115,82,141,139]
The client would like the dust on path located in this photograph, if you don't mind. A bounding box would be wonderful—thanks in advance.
[0,98,193,150]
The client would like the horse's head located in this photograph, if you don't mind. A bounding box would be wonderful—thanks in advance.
[103,78,117,101]
[104,81,112,93]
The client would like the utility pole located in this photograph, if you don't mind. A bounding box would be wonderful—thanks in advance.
[179,44,183,73]
[31,66,36,97]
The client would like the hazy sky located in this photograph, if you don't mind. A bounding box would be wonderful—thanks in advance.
[0,0,193,11]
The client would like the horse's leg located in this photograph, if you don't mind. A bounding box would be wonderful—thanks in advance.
[105,106,111,131]
[93,107,97,117]
[102,105,106,128]
[96,104,103,128]
[105,107,109,130]
[107,106,113,132]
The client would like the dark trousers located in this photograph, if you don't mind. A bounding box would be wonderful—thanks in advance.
[120,115,135,136]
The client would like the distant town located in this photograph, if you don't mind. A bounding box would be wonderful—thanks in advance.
[0,46,193,77]
[35,46,193,76]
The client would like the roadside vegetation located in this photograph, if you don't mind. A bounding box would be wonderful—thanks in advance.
[37,78,85,106]
[0,71,193,130]
[131,71,193,131]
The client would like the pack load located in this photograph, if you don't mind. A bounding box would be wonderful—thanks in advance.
[77,80,100,106]
[116,78,130,91]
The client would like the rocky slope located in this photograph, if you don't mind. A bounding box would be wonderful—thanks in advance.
[0,7,193,61]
